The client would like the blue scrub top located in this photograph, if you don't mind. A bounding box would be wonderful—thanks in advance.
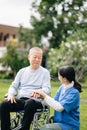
[54,84,80,130]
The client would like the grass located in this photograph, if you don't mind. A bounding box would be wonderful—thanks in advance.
[0,79,12,101]
[0,80,87,130]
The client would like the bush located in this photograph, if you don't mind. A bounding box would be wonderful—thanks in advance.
[47,29,87,81]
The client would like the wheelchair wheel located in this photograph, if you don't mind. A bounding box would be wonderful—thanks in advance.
[10,112,23,130]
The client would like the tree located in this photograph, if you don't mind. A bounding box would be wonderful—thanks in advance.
[0,42,29,77]
[30,0,87,48]
[47,28,87,81]
[18,26,36,48]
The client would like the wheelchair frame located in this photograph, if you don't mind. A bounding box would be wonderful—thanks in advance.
[10,106,50,130]
[3,94,50,130]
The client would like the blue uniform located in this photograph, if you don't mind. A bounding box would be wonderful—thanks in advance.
[54,84,80,130]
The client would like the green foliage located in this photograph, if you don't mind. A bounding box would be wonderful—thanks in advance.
[18,26,36,47]
[0,43,29,77]
[47,29,87,81]
[30,0,87,48]
[0,71,14,79]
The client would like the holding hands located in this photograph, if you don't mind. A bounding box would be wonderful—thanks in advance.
[30,90,47,99]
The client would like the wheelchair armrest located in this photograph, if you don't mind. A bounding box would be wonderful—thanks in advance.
[48,115,54,123]
[36,105,49,112]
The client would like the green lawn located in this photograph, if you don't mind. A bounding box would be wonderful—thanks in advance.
[0,80,87,130]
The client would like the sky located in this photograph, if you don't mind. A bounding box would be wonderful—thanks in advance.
[1,0,86,28]
[0,0,36,28]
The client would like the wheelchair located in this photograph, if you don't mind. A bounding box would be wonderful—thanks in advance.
[9,105,50,130]
[0,94,50,130]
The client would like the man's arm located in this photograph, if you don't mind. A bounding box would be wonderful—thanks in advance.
[6,69,23,102]
[41,70,51,94]
[8,69,23,95]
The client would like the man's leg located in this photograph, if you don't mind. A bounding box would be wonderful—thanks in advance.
[1,100,12,130]
[20,99,43,130]
[1,99,25,130]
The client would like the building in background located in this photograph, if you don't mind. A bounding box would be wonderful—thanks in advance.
[0,24,18,47]
[0,24,18,71]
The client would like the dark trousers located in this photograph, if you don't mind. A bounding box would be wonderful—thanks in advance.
[0,98,43,130]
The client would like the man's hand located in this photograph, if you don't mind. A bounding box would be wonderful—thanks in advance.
[6,93,16,103]
[30,91,40,98]
[30,90,46,99]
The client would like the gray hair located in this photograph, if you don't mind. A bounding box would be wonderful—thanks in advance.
[29,47,43,55]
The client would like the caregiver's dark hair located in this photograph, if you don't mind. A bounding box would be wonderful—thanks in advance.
[58,66,82,93]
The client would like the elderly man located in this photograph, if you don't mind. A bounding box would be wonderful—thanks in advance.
[0,47,51,130]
